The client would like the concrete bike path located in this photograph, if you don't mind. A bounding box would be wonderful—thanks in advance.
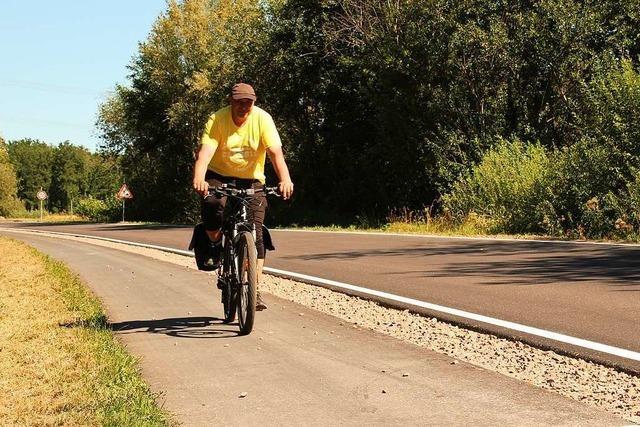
[6,232,625,426]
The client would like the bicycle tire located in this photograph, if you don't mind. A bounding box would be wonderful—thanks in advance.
[236,231,257,335]
[221,279,236,323]
[221,242,236,323]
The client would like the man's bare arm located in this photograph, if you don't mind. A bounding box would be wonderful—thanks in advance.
[193,144,216,195]
[267,145,294,200]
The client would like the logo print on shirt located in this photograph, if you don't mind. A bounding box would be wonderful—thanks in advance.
[226,136,258,171]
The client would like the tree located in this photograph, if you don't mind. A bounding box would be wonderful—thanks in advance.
[96,0,640,225]
[86,152,123,200]
[48,142,92,212]
[97,0,272,222]
[0,137,22,217]
[7,139,54,210]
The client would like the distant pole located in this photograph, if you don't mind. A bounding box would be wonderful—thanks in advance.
[39,186,44,221]
[116,183,132,223]
[36,188,48,221]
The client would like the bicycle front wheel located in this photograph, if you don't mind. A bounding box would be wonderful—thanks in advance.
[236,231,257,335]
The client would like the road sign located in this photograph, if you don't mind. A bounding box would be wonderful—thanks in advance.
[36,190,48,200]
[116,184,133,200]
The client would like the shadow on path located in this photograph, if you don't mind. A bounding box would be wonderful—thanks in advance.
[287,241,640,288]
[109,316,239,338]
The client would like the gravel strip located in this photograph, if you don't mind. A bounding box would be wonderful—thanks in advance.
[7,229,640,424]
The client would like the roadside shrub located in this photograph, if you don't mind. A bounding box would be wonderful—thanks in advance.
[544,144,640,240]
[617,174,640,235]
[580,59,640,167]
[599,174,640,240]
[443,138,551,233]
[536,60,640,238]
[544,138,613,234]
[76,197,120,222]
[0,198,26,218]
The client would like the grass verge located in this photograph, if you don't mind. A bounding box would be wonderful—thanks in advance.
[0,237,173,426]
[283,218,640,244]
[0,212,87,223]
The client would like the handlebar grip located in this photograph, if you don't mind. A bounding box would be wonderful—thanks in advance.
[265,186,281,197]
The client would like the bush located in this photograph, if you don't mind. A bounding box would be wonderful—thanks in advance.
[0,198,27,218]
[442,58,640,240]
[443,138,551,233]
[580,59,640,166]
[76,197,120,222]
[544,138,614,233]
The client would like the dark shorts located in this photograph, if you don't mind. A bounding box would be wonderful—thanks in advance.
[201,170,268,259]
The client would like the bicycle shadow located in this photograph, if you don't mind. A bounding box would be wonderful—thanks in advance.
[109,316,240,338]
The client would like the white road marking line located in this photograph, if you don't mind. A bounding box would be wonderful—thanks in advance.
[2,227,639,362]
[264,267,640,362]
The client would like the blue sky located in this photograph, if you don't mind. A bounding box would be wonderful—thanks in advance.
[0,0,167,152]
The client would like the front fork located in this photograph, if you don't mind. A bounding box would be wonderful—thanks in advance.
[232,222,256,277]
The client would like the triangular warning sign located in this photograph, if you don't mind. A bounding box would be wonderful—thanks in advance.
[117,184,134,199]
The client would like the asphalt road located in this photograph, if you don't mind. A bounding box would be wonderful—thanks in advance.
[4,232,625,426]
[1,222,639,372]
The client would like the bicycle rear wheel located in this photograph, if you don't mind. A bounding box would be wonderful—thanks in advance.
[221,278,236,323]
[236,231,257,335]
[220,242,236,323]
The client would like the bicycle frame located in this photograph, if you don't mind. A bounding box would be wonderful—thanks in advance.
[206,184,280,331]
[220,198,256,283]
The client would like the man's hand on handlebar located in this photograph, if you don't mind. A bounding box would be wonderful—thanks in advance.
[193,179,209,196]
[278,180,294,200]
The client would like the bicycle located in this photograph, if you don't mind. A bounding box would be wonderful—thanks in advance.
[206,184,280,335]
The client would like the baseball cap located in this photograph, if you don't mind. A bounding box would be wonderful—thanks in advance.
[230,83,256,101]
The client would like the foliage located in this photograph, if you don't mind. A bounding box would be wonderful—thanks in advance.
[542,59,640,237]
[7,139,122,217]
[443,58,640,239]
[75,197,121,222]
[48,142,93,212]
[0,138,24,216]
[85,153,122,201]
[443,139,551,233]
[6,139,54,210]
[97,0,270,223]
[96,0,640,228]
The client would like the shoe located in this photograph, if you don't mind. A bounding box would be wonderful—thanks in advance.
[256,291,267,311]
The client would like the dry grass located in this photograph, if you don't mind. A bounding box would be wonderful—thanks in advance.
[0,237,172,426]
[0,213,86,223]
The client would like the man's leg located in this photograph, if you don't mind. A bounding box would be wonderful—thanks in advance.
[201,177,225,267]
[248,192,268,310]
[257,259,264,284]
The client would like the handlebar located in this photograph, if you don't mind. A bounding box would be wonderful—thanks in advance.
[205,184,281,199]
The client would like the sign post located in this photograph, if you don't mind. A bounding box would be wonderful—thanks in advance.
[116,184,133,222]
[36,188,48,221]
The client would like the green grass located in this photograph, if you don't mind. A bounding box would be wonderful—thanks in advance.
[45,256,174,426]
[0,237,174,426]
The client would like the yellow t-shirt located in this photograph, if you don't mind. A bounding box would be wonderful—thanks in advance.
[200,106,282,183]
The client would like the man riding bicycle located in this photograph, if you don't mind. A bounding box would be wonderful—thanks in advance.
[192,83,294,311]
